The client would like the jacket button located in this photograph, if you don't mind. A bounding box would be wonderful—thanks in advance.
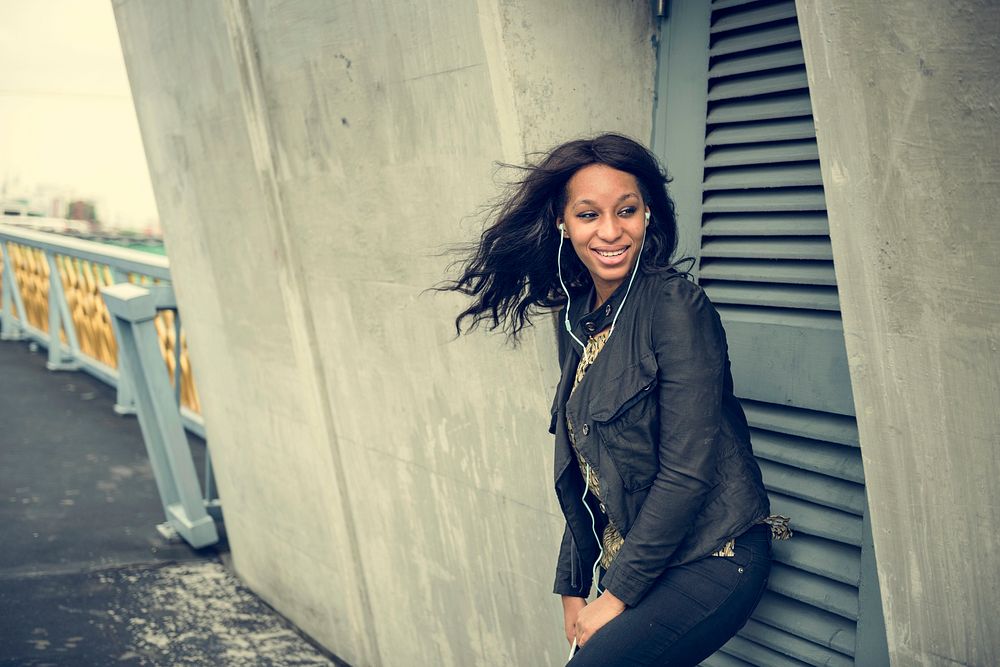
[604,304,612,316]
[582,423,590,436]
[599,502,607,513]
[584,322,596,334]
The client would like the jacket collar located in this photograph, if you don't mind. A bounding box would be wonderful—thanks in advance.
[568,275,637,341]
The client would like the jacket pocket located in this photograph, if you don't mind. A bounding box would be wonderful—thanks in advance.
[590,354,660,491]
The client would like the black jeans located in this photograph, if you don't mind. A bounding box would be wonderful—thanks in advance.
[568,523,772,666]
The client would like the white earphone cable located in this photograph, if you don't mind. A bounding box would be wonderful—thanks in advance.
[558,211,648,350]
[557,225,587,350]
[559,211,650,645]
[607,211,648,338]
[583,462,605,595]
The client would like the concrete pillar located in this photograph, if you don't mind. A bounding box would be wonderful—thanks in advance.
[796,2,1000,665]
[112,1,656,664]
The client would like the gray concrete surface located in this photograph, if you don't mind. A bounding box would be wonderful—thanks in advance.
[796,2,1000,665]
[0,339,344,666]
[112,1,657,665]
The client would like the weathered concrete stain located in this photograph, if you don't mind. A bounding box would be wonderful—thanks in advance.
[113,1,656,664]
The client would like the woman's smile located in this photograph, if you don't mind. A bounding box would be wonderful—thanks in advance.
[592,245,630,262]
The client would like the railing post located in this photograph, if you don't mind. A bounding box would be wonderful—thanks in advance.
[44,251,80,371]
[172,309,182,406]
[101,282,218,549]
[1,242,26,341]
[110,268,136,415]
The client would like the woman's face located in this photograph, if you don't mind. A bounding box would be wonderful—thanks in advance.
[560,163,648,307]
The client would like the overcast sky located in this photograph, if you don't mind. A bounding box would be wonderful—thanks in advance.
[0,0,157,230]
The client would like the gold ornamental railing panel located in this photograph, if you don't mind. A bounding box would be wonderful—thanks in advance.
[0,229,200,415]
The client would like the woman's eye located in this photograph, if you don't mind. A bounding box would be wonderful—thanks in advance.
[619,207,637,217]
[577,211,597,220]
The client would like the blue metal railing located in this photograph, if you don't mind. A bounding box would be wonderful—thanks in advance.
[1,223,220,547]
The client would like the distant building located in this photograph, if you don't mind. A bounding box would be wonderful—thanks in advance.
[1,198,43,218]
[67,199,100,232]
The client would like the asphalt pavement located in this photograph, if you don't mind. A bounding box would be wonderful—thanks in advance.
[0,339,347,666]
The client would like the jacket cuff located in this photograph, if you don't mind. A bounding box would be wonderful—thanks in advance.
[553,581,589,597]
[553,567,591,598]
[601,559,652,608]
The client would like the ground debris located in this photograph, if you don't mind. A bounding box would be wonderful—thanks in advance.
[102,561,337,666]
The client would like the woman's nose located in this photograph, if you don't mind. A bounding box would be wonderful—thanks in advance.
[596,215,623,241]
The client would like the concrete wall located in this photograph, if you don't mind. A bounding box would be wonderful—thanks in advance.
[796,2,1000,665]
[112,1,656,664]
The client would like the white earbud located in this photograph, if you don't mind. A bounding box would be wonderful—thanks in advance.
[644,210,650,226]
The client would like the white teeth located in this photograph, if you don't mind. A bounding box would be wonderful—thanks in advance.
[596,248,626,257]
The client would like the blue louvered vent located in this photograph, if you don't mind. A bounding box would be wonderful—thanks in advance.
[698,1,866,666]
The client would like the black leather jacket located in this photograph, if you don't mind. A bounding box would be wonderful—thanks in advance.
[550,268,770,607]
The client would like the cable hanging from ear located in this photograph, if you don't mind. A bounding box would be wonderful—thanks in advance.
[556,210,649,351]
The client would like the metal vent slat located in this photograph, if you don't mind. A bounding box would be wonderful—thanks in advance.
[738,620,854,667]
[712,0,767,11]
[720,636,813,667]
[760,460,866,516]
[703,281,840,311]
[751,429,864,483]
[768,563,859,621]
[708,93,813,124]
[706,118,816,146]
[711,1,797,33]
[700,258,836,285]
[703,652,755,667]
[710,45,805,78]
[717,304,843,328]
[742,400,860,447]
[701,237,832,260]
[702,188,827,213]
[710,22,801,56]
[708,68,809,101]
[754,594,856,656]
[704,163,822,190]
[772,534,861,586]
[768,493,862,546]
[702,213,828,236]
[705,139,818,166]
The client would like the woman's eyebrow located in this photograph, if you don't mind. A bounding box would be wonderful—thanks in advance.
[571,193,639,208]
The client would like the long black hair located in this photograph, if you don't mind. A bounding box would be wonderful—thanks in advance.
[440,133,680,341]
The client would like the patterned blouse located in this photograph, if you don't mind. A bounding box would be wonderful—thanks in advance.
[566,328,791,569]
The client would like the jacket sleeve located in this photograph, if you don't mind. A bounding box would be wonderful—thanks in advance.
[601,278,728,607]
[551,308,592,598]
[553,522,590,597]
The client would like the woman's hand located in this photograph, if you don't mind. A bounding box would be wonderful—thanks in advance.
[561,595,587,645]
[574,590,626,647]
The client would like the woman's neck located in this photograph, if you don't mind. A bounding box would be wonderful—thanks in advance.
[592,282,618,311]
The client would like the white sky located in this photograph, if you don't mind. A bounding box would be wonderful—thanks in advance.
[0,0,158,230]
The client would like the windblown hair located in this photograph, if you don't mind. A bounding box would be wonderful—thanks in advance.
[440,133,681,341]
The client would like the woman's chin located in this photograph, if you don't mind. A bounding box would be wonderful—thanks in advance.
[586,261,637,295]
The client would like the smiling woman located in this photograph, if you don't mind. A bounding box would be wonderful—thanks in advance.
[439,134,790,666]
